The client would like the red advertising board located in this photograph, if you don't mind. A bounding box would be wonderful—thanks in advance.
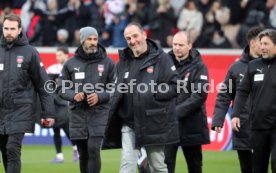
[37,48,241,150]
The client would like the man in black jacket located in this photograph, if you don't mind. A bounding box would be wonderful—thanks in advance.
[47,47,79,163]
[103,22,179,173]
[165,31,210,173]
[212,26,264,173]
[232,29,276,173]
[0,14,55,173]
[57,26,115,173]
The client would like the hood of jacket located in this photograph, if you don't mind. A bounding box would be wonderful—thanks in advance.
[240,45,255,63]
[169,48,203,67]
[0,32,29,49]
[74,43,107,62]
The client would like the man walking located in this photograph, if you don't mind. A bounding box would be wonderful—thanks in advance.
[47,47,79,163]
[165,31,210,173]
[232,29,276,173]
[0,14,55,173]
[57,26,115,173]
[212,26,264,173]
[103,22,179,173]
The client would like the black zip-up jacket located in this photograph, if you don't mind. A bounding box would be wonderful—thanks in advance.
[169,48,210,145]
[0,33,55,134]
[232,56,276,130]
[57,44,115,139]
[103,39,179,149]
[212,46,253,149]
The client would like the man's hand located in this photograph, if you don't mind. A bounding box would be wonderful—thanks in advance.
[74,92,85,102]
[232,117,240,132]
[87,93,99,106]
[41,118,55,127]
[214,126,222,133]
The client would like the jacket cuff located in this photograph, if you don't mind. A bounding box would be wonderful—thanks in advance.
[61,90,76,102]
[97,92,110,104]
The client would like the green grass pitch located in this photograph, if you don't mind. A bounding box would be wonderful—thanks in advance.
[0,145,267,173]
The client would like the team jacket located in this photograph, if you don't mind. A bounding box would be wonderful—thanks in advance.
[212,46,253,149]
[232,56,276,130]
[57,44,115,139]
[169,48,210,145]
[0,33,55,134]
[103,39,179,149]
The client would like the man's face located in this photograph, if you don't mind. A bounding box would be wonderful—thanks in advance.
[124,25,147,56]
[3,19,21,44]
[56,51,68,64]
[260,36,276,58]
[172,34,191,60]
[83,35,98,54]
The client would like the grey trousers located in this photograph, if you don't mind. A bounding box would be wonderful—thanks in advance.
[120,126,168,173]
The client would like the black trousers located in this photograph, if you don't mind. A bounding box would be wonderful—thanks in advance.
[237,150,252,173]
[0,133,24,173]
[251,129,276,173]
[74,136,102,173]
[53,122,76,153]
[165,144,202,173]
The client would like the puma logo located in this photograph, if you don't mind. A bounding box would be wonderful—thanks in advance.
[74,67,80,72]
[256,68,263,73]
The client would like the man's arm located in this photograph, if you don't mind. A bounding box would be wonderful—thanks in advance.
[212,66,236,132]
[29,49,55,126]
[232,66,252,131]
[57,61,78,102]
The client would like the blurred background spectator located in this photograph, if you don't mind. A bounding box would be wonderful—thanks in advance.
[148,0,176,47]
[0,0,274,48]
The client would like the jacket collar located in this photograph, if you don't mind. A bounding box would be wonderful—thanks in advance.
[0,32,29,49]
[74,43,107,62]
[169,48,202,67]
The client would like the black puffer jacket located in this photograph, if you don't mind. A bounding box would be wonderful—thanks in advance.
[0,33,55,134]
[169,48,210,145]
[103,39,179,149]
[233,56,276,130]
[58,44,115,140]
[212,46,253,150]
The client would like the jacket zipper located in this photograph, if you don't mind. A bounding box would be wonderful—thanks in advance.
[6,50,11,108]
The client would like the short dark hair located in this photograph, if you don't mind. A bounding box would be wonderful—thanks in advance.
[57,47,69,54]
[258,29,276,45]
[247,26,265,43]
[3,14,22,28]
[125,22,144,32]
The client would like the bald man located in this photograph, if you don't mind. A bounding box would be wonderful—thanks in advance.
[103,22,179,173]
[165,31,210,173]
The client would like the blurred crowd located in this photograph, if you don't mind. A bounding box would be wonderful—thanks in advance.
[0,0,274,48]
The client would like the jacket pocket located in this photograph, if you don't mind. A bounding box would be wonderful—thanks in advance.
[145,108,168,134]
[13,98,33,104]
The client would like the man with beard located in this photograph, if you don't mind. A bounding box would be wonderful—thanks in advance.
[164,31,210,173]
[57,26,115,173]
[232,29,276,173]
[212,26,264,173]
[103,22,179,173]
[0,14,55,173]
